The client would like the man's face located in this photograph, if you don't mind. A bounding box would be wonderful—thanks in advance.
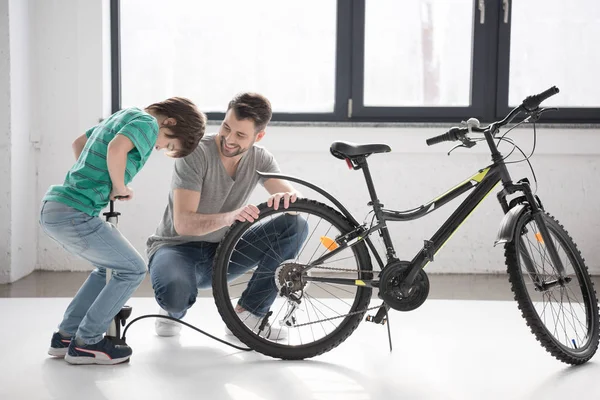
[217,110,262,158]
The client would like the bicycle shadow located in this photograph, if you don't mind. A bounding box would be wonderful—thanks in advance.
[37,333,432,400]
[139,338,429,400]
[528,360,600,398]
[41,356,132,400]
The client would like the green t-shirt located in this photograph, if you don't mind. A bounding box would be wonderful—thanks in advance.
[43,108,159,216]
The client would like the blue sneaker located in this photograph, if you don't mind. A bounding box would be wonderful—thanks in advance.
[64,337,132,365]
[48,332,72,357]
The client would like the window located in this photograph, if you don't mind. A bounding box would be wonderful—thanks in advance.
[363,0,473,107]
[113,0,600,123]
[119,0,337,115]
[509,0,600,107]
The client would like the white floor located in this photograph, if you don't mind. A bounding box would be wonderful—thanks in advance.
[2,297,599,400]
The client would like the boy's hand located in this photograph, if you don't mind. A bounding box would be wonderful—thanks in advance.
[110,186,134,201]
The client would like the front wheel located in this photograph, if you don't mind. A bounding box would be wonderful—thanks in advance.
[212,199,373,360]
[505,210,599,364]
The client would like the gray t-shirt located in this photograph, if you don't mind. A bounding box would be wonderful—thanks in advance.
[146,133,280,259]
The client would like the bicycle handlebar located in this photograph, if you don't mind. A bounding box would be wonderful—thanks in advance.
[426,86,560,146]
[522,86,559,112]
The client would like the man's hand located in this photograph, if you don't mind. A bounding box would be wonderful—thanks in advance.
[267,192,298,210]
[110,186,134,201]
[230,204,260,224]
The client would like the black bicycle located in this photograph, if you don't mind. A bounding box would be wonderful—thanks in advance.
[212,86,599,364]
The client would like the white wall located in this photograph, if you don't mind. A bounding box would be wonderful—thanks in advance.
[34,0,110,274]
[37,123,600,276]
[9,0,36,283]
[2,0,600,282]
[0,0,11,283]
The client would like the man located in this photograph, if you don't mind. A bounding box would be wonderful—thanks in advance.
[146,92,307,339]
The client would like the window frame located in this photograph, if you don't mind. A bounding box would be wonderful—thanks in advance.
[111,0,600,124]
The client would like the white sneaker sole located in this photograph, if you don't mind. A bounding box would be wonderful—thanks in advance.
[225,325,288,341]
[64,354,130,365]
[155,322,182,337]
[48,347,68,357]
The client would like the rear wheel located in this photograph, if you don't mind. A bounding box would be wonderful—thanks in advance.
[212,199,373,360]
[505,210,599,364]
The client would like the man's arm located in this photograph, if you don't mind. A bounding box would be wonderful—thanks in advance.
[173,188,260,236]
[263,178,301,210]
[72,134,88,160]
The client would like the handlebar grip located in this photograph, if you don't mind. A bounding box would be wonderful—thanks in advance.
[522,86,559,111]
[537,86,559,103]
[426,133,450,146]
[426,127,463,146]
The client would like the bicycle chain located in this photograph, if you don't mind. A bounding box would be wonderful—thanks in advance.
[306,265,380,274]
[292,304,383,328]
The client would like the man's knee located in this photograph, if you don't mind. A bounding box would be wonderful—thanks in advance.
[293,215,309,240]
[279,214,309,241]
[151,269,196,313]
[154,279,196,314]
[148,248,197,314]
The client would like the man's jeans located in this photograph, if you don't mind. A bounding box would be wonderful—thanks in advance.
[40,201,146,344]
[149,213,308,318]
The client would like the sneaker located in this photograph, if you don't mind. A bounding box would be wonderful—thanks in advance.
[48,332,72,357]
[64,337,132,365]
[155,308,182,337]
[225,310,288,340]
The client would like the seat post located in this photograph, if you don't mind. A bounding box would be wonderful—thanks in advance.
[357,157,382,209]
[357,156,397,260]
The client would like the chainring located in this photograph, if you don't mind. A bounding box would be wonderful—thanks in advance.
[379,261,430,311]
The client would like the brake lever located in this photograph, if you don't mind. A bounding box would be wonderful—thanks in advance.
[447,139,476,156]
[447,144,466,156]
[528,107,559,122]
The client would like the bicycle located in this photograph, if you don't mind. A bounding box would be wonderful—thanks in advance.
[211,86,599,364]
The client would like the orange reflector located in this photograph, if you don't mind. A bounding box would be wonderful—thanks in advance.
[535,232,544,244]
[320,236,339,251]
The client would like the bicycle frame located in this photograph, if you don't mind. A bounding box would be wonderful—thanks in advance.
[260,164,506,288]
[303,163,505,289]
[258,120,567,289]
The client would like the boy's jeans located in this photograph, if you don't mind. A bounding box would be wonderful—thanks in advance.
[40,201,146,344]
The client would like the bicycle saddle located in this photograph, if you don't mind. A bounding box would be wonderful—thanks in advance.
[330,141,391,160]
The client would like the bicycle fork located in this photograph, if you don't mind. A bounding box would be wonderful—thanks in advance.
[504,179,569,284]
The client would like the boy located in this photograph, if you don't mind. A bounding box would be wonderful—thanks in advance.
[40,97,206,364]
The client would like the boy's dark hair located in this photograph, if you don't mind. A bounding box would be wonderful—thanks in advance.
[146,97,206,158]
[227,92,272,133]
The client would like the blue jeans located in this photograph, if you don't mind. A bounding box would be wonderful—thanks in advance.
[149,214,308,318]
[39,201,147,344]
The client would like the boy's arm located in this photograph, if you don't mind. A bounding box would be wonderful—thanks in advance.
[107,134,135,195]
[72,134,88,160]
[172,188,259,236]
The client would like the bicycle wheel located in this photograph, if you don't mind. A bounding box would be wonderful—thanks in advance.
[212,198,373,360]
[505,210,599,364]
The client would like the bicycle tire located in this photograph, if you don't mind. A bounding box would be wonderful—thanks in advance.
[505,210,599,364]
[212,198,373,360]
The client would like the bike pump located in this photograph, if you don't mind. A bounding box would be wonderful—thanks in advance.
[103,200,133,339]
